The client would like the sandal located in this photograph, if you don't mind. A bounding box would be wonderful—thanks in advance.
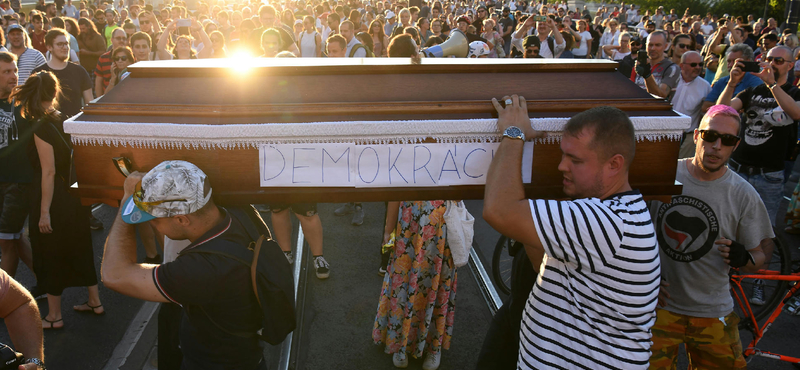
[73,301,105,315]
[42,317,63,330]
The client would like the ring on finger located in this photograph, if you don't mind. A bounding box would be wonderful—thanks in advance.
[504,98,513,106]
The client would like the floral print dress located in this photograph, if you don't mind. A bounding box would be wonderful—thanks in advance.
[372,200,458,359]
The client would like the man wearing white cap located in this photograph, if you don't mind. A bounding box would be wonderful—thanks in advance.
[384,10,398,38]
[102,160,273,370]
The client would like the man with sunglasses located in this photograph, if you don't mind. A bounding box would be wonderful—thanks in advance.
[668,33,693,66]
[31,29,92,119]
[673,51,711,158]
[471,5,487,34]
[616,35,641,78]
[717,45,800,227]
[521,34,541,58]
[648,105,771,369]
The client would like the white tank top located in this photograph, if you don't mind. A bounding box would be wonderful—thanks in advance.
[299,30,318,58]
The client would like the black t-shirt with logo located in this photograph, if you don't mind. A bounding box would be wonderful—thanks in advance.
[732,81,800,169]
[0,99,34,183]
[154,209,265,370]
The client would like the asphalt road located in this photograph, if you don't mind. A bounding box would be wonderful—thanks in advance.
[0,180,798,369]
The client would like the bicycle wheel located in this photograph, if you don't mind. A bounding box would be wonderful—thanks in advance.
[492,235,514,295]
[732,235,792,329]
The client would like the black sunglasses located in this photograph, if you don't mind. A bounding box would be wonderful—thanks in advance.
[683,62,701,68]
[677,43,689,49]
[699,129,740,146]
[766,56,786,65]
[114,55,129,61]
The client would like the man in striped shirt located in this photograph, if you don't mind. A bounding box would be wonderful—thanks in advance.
[7,25,45,85]
[484,98,660,369]
[93,27,127,97]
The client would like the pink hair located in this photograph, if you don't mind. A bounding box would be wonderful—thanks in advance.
[703,104,741,125]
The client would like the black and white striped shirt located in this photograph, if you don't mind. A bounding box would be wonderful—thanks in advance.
[519,190,660,370]
[17,48,45,85]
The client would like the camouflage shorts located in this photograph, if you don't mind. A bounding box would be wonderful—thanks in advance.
[649,308,746,370]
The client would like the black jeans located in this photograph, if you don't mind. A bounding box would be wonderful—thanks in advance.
[475,247,538,370]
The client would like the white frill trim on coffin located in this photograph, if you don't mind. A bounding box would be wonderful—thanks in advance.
[64,114,691,149]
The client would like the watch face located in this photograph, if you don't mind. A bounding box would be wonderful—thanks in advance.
[505,126,523,138]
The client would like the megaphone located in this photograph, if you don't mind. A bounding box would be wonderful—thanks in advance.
[421,29,468,58]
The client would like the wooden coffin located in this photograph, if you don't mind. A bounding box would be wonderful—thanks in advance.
[65,58,686,205]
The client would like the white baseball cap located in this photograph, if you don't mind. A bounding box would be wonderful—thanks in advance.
[121,160,212,224]
[386,10,396,19]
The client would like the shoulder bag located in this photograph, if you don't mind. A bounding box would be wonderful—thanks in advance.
[443,200,475,268]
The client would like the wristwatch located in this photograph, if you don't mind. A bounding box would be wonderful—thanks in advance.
[24,358,45,369]
[502,126,526,141]
[768,81,778,89]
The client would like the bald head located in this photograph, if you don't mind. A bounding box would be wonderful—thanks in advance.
[681,50,701,63]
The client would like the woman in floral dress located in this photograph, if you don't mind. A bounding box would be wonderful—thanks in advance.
[373,200,457,370]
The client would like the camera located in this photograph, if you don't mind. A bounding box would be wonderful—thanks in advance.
[0,343,24,370]
[740,61,761,72]
[532,15,546,22]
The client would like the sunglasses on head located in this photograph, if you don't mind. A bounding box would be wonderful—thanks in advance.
[132,182,188,214]
[699,129,740,146]
[114,55,129,61]
[766,56,786,65]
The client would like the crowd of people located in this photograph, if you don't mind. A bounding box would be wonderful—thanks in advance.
[0,0,797,369]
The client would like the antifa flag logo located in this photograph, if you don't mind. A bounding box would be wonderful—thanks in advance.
[663,212,707,251]
[656,195,719,263]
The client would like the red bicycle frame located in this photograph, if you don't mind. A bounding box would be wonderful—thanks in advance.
[730,270,800,363]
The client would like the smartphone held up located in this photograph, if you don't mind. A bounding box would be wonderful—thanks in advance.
[177,19,191,35]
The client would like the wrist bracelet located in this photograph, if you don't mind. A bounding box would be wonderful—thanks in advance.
[768,82,778,89]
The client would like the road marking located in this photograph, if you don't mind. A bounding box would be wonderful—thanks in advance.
[101,301,159,370]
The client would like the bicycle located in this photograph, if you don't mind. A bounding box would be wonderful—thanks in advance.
[492,235,522,295]
[730,236,800,364]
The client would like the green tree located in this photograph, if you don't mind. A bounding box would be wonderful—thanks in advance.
[622,0,785,20]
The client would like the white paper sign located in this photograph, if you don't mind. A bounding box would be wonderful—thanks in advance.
[259,144,354,187]
[259,142,534,187]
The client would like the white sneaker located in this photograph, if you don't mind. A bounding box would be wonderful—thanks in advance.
[314,256,330,279]
[422,351,441,370]
[392,352,408,368]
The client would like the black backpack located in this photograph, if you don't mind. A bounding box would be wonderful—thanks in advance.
[181,206,296,345]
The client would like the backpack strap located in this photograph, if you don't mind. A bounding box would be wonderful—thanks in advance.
[251,235,266,307]
[348,44,364,57]
[547,36,555,57]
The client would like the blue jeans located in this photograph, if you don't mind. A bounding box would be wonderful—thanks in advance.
[733,169,784,226]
